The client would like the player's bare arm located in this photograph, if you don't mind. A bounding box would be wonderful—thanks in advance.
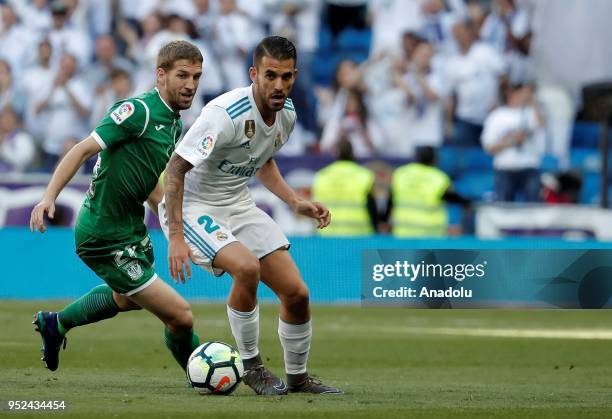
[30,136,102,233]
[164,152,195,283]
[146,180,164,219]
[256,158,331,229]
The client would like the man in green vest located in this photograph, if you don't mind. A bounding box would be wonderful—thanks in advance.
[313,140,377,236]
[391,146,470,237]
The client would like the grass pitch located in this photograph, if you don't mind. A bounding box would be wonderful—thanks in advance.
[1,301,611,418]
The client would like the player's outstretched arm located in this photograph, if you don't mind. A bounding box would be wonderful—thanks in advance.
[164,153,195,283]
[256,158,331,229]
[30,136,102,233]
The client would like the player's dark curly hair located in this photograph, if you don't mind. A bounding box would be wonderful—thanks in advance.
[157,40,203,71]
[253,36,297,67]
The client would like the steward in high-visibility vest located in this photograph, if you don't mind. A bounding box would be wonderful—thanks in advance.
[313,141,376,236]
[391,146,470,237]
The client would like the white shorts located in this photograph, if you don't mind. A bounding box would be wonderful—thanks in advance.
[159,200,290,276]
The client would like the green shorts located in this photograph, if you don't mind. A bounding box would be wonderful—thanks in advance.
[75,229,157,295]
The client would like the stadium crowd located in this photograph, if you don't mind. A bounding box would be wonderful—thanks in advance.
[0,0,609,214]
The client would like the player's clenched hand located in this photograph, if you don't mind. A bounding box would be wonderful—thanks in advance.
[30,199,56,233]
[168,238,193,284]
[294,200,331,229]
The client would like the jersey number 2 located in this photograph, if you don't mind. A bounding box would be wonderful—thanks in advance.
[197,215,220,234]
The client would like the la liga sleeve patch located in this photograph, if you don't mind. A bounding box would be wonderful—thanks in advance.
[110,101,135,125]
[197,134,215,158]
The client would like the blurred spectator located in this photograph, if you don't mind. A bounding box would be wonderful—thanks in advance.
[10,0,52,34]
[368,0,423,55]
[158,0,197,19]
[89,68,133,127]
[362,32,421,158]
[86,34,134,94]
[117,11,162,66]
[390,31,422,76]
[47,0,92,68]
[209,0,257,89]
[63,0,112,37]
[481,83,545,202]
[0,108,35,173]
[34,53,91,170]
[313,139,377,235]
[390,146,470,237]
[192,0,225,102]
[22,39,55,142]
[391,40,448,147]
[0,59,26,117]
[0,3,38,71]
[118,0,161,24]
[540,171,582,204]
[320,88,383,158]
[366,159,393,233]
[446,19,506,146]
[268,0,321,137]
[315,59,364,128]
[420,0,467,57]
[480,0,532,84]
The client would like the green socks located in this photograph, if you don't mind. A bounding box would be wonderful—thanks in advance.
[55,284,200,372]
[57,284,119,334]
[164,327,200,371]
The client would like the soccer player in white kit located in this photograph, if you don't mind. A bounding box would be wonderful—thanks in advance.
[161,36,343,395]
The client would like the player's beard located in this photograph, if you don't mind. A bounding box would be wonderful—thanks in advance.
[175,90,195,110]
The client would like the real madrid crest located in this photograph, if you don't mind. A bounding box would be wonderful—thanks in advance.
[245,120,255,138]
[274,132,282,149]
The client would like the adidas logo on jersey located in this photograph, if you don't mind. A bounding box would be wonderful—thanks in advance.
[240,140,251,149]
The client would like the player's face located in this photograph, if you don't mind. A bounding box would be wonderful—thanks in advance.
[250,56,297,113]
[158,59,203,111]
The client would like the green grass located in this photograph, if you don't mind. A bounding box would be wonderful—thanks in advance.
[1,302,611,418]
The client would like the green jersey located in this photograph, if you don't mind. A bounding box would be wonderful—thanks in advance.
[77,88,183,240]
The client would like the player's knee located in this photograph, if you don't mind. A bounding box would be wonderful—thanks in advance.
[282,284,310,309]
[113,292,142,311]
[232,258,260,286]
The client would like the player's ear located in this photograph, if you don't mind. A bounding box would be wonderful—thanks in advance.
[156,67,166,86]
[249,66,256,83]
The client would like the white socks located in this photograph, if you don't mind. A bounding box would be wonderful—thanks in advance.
[227,304,312,374]
[278,318,312,375]
[227,305,260,360]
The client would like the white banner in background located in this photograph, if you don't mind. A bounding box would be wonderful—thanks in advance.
[476,204,612,241]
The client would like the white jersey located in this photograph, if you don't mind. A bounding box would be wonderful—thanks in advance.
[176,85,297,207]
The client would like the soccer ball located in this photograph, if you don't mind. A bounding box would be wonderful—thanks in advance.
[187,341,244,395]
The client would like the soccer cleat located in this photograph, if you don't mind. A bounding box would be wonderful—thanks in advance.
[242,365,288,396]
[32,311,67,371]
[287,372,344,395]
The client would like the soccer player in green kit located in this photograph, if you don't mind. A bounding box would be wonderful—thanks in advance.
[29,40,203,375]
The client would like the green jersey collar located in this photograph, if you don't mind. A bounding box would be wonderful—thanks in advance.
[155,87,180,117]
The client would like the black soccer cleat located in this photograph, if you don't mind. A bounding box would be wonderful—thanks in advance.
[32,311,67,371]
[242,365,288,396]
[287,372,344,395]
